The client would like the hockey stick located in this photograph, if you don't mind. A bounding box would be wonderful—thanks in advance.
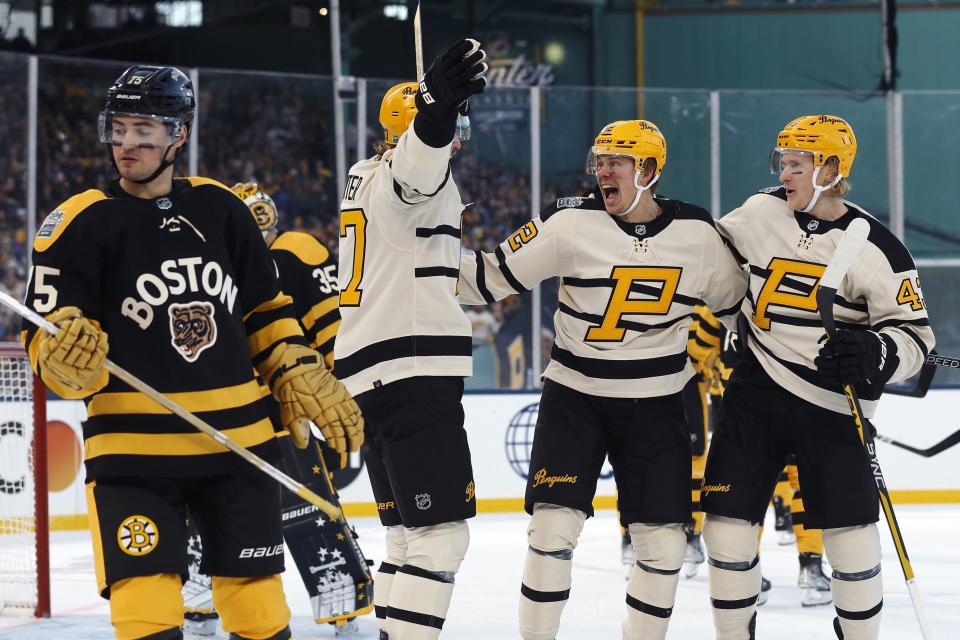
[884,351,936,397]
[815,218,935,639]
[0,290,341,520]
[921,352,960,369]
[875,428,960,458]
[414,2,424,80]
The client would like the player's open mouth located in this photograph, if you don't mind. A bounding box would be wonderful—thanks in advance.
[784,188,795,197]
[601,185,619,203]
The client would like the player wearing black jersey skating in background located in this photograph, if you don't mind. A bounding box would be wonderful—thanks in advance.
[181,183,372,638]
[701,115,934,640]
[336,39,487,640]
[21,65,363,640]
[458,120,747,640]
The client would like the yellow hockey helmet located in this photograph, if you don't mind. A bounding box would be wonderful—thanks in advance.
[230,182,278,233]
[379,82,419,145]
[771,115,857,177]
[586,119,667,178]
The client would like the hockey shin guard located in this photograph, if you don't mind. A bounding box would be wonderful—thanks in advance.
[110,574,184,640]
[384,521,469,640]
[212,575,291,640]
[823,525,883,640]
[622,523,685,640]
[376,525,408,630]
[518,504,586,640]
[703,515,762,640]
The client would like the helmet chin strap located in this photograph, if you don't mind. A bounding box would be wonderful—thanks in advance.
[611,170,659,218]
[800,166,843,213]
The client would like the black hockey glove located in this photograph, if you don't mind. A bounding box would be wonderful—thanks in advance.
[414,38,488,147]
[814,329,898,388]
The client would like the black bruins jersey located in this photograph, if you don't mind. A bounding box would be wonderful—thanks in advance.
[22,177,307,480]
[269,231,340,369]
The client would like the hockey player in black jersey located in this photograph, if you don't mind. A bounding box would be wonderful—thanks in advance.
[701,115,935,640]
[337,39,487,640]
[181,183,373,638]
[21,65,363,640]
[458,119,747,640]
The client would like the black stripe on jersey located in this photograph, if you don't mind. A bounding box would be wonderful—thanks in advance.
[85,439,279,480]
[896,325,930,358]
[334,335,472,379]
[748,265,866,311]
[746,324,883,401]
[391,165,451,203]
[416,225,461,238]
[697,318,723,338]
[495,246,526,293]
[562,277,704,308]
[625,594,673,619]
[872,316,931,332]
[414,267,459,278]
[474,250,496,304]
[713,299,743,318]
[83,394,278,438]
[742,299,861,331]
[846,208,916,274]
[520,583,570,603]
[558,302,691,335]
[551,344,688,380]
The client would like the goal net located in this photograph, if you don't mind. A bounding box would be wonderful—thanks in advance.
[0,343,49,617]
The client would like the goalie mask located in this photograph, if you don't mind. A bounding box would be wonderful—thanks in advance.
[100,65,196,184]
[378,81,472,147]
[231,182,278,234]
[586,119,667,217]
[770,115,857,213]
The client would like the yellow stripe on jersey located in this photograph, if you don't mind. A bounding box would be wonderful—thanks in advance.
[34,190,109,253]
[301,297,338,332]
[247,317,302,357]
[84,417,275,459]
[311,320,339,351]
[22,328,40,372]
[243,291,293,321]
[323,351,335,370]
[270,231,331,266]
[87,379,266,417]
[183,176,235,193]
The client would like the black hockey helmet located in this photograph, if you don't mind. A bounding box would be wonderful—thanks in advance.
[104,65,195,123]
[100,65,195,184]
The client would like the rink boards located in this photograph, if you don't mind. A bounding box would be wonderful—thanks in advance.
[16,389,960,531]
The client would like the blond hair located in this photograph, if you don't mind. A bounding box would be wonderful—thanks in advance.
[824,156,852,198]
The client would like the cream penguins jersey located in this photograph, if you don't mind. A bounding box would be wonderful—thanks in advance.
[719,186,935,417]
[21,177,307,479]
[335,126,472,395]
[458,189,747,398]
[269,231,340,369]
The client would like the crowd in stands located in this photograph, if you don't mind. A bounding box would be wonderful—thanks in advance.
[0,61,581,388]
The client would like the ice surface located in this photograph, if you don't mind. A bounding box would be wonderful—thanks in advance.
[2,506,958,639]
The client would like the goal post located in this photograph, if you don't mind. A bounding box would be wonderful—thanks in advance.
[0,342,50,618]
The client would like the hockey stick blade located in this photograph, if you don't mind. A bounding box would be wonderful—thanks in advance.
[876,428,960,458]
[0,289,341,520]
[816,217,871,335]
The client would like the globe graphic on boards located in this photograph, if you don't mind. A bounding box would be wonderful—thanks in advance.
[504,402,539,479]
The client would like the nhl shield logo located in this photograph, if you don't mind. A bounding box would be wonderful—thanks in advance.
[156,197,173,210]
[807,219,819,231]
[414,493,432,511]
[634,224,647,236]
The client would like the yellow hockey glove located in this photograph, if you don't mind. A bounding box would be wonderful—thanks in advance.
[38,306,109,394]
[259,343,363,452]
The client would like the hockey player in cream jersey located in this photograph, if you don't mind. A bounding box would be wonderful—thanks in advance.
[458,119,747,640]
[336,38,487,640]
[700,115,935,640]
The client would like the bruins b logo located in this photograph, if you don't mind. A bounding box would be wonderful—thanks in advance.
[169,301,217,362]
[117,515,159,556]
